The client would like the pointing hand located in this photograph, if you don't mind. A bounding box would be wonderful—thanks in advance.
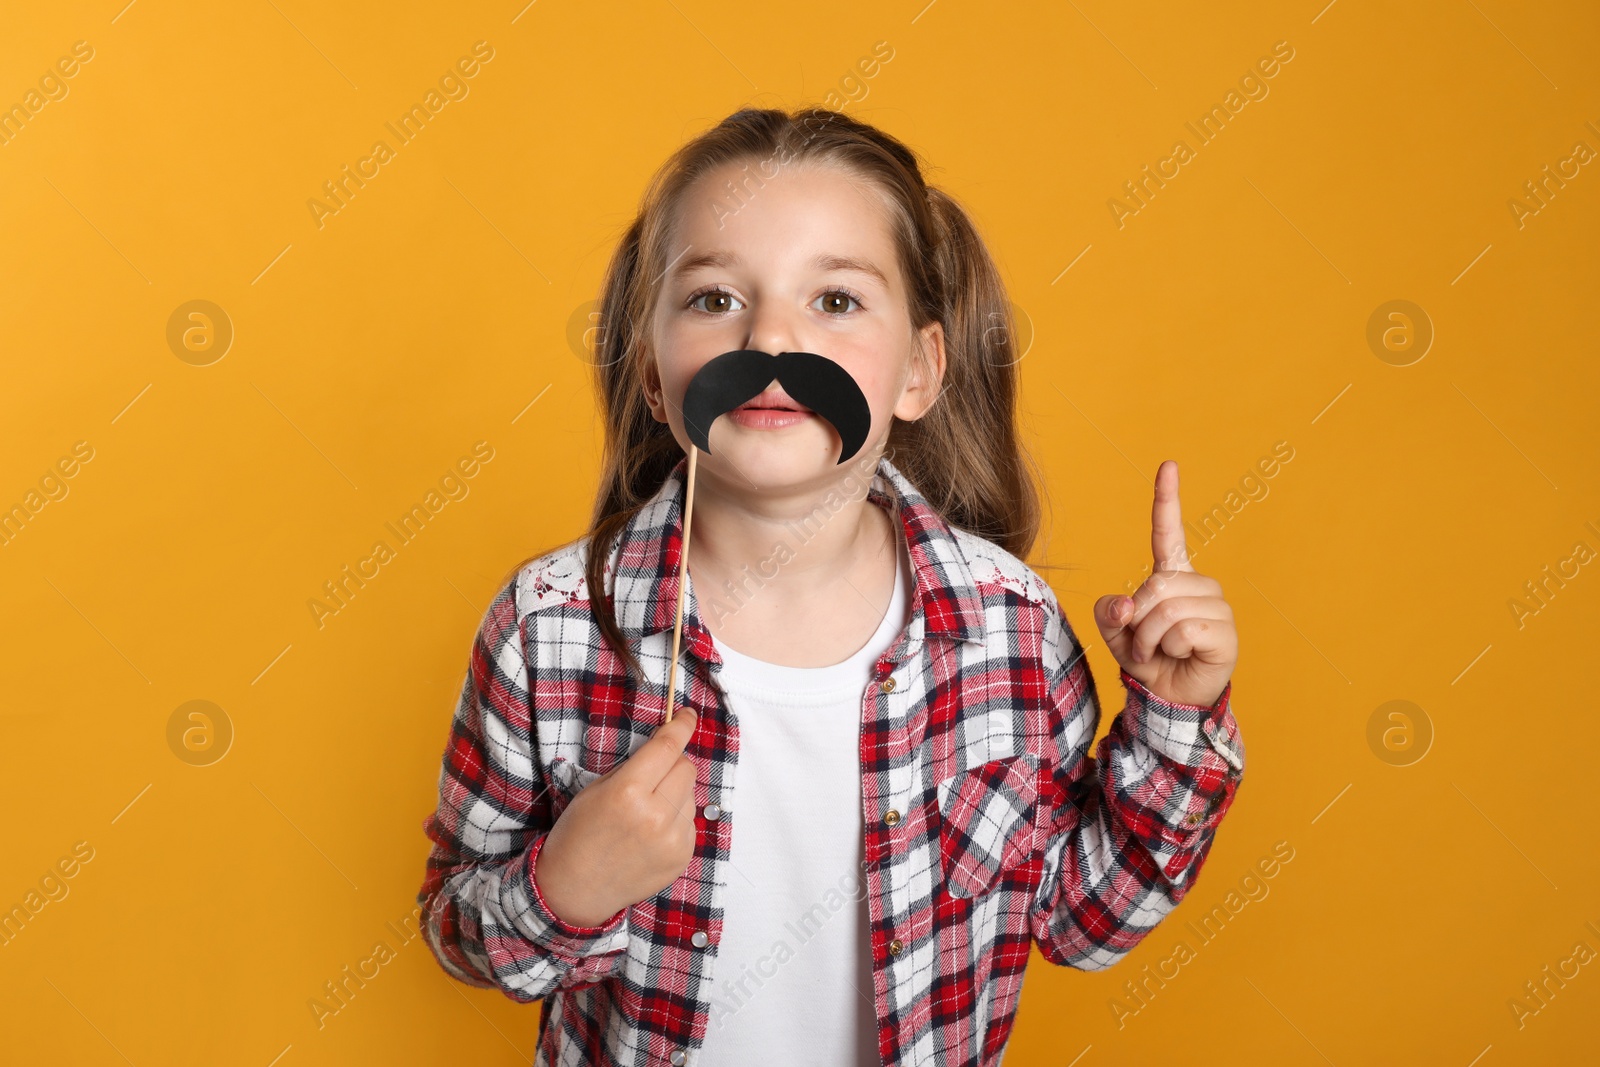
[1093,461,1238,708]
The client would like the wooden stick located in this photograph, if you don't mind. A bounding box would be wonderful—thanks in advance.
[664,445,698,723]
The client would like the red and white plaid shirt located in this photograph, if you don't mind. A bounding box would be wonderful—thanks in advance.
[417,453,1245,1066]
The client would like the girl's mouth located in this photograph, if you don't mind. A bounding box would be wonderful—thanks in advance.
[728,388,817,429]
[727,406,816,430]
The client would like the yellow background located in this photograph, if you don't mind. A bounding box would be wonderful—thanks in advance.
[3,1,1597,1063]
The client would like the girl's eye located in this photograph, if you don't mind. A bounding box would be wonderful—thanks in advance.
[685,286,866,316]
[814,289,865,315]
[686,287,744,314]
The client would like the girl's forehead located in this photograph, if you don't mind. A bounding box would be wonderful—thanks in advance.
[668,163,901,282]
[680,161,892,237]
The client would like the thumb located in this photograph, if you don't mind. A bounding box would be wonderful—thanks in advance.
[659,706,696,739]
[617,707,697,790]
[1094,594,1135,658]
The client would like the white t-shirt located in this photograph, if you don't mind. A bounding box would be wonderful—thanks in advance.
[696,515,911,1067]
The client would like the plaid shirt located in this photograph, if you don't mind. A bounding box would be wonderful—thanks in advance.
[417,454,1245,1066]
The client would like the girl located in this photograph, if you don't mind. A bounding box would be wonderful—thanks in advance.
[417,106,1244,1066]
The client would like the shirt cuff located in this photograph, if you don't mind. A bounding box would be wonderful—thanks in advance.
[506,833,631,959]
[1119,668,1244,776]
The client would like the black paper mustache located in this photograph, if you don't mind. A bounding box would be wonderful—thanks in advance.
[680,349,872,464]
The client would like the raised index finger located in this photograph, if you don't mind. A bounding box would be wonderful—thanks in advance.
[1151,459,1193,572]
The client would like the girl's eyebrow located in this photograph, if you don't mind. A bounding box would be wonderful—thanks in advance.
[669,249,889,288]
[813,253,889,288]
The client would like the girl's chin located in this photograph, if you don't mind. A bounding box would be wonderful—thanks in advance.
[692,427,847,481]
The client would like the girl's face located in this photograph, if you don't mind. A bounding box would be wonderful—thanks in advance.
[642,160,944,494]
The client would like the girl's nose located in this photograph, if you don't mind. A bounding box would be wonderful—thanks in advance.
[743,301,804,358]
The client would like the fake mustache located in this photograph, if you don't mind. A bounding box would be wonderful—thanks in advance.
[680,349,872,464]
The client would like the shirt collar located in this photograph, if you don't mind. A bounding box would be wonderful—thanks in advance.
[607,452,988,658]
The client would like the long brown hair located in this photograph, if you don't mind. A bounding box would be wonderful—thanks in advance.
[509,106,1043,684]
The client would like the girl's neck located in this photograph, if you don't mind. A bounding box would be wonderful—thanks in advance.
[684,458,902,667]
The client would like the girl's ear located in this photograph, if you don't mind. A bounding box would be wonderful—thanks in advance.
[895,320,947,422]
[640,348,669,423]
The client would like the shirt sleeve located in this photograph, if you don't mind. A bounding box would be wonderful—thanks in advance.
[1029,594,1245,971]
[416,571,631,1002]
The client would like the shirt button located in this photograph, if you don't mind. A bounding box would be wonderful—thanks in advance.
[691,930,709,948]
[1184,812,1204,827]
[883,809,900,826]
[704,803,721,820]
[889,938,904,956]
[880,676,897,693]
[670,1051,686,1065]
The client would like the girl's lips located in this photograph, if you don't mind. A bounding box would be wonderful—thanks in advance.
[727,407,816,429]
